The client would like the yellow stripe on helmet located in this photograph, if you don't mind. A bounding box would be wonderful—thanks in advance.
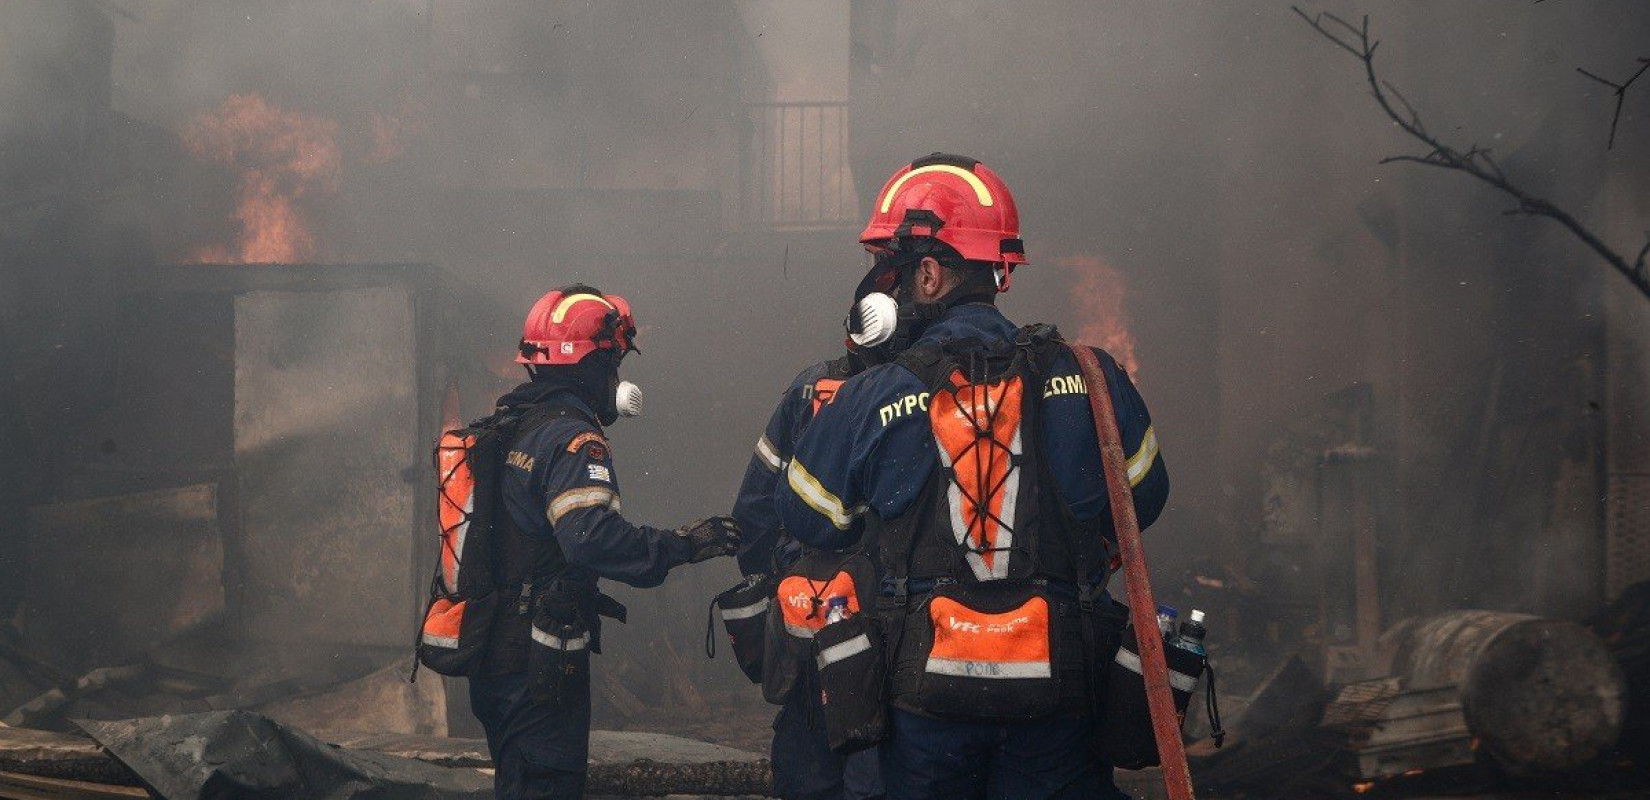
[551,293,615,323]
[878,164,994,214]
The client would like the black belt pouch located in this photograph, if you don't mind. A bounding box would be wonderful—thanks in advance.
[813,614,888,754]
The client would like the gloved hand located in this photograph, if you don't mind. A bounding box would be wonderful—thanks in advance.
[675,516,742,564]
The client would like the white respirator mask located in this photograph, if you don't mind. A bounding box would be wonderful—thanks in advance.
[849,292,900,348]
[615,380,644,418]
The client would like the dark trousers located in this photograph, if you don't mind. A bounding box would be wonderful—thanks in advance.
[878,709,1127,800]
[468,672,590,800]
[772,670,884,800]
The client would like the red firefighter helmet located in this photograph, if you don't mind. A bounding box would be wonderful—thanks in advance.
[860,153,1026,290]
[516,286,637,365]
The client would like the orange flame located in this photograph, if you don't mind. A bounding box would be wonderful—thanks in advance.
[182,93,341,263]
[1058,255,1140,379]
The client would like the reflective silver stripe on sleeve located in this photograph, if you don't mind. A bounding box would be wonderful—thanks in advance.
[786,459,862,531]
[1113,647,1199,692]
[531,625,589,652]
[719,597,771,621]
[755,435,783,472]
[815,632,872,670]
[548,486,621,524]
[1126,426,1160,487]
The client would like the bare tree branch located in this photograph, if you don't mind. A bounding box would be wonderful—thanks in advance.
[1293,6,1650,304]
[1575,59,1649,150]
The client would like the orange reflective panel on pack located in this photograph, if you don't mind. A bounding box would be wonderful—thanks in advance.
[811,378,846,416]
[929,371,1025,581]
[422,597,466,649]
[435,430,476,593]
[925,595,1052,679]
[777,571,862,639]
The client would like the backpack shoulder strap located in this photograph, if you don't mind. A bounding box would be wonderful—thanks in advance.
[894,343,953,391]
[516,402,596,433]
[821,355,857,381]
[1014,323,1066,377]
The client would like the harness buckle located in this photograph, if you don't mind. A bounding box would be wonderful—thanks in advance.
[1077,583,1097,614]
[891,577,910,606]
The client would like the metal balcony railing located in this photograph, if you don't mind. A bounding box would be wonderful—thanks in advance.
[743,101,858,230]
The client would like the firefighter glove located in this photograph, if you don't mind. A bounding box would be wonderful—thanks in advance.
[676,516,742,564]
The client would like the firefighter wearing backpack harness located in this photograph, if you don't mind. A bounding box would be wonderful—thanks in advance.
[726,341,886,800]
[416,285,742,800]
[775,155,1169,800]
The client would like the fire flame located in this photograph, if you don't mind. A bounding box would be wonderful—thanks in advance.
[1058,255,1140,379]
[182,93,341,263]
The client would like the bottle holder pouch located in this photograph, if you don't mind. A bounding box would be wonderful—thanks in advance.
[706,574,774,684]
[763,551,876,705]
[813,614,889,754]
[528,612,591,708]
[895,583,1063,723]
[1093,623,1205,769]
[416,588,499,677]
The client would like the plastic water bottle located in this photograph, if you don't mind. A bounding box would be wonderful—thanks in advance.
[825,596,851,624]
[1173,609,1207,658]
[1156,604,1179,640]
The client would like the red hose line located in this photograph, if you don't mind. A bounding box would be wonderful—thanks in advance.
[1069,343,1197,800]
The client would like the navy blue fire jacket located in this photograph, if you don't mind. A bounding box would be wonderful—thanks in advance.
[775,304,1168,568]
[499,388,691,589]
[730,359,846,575]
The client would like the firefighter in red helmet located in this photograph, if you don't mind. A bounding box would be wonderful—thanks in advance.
[468,285,741,800]
[777,155,1169,800]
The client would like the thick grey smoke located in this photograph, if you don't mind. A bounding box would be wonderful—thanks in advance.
[3,0,1648,740]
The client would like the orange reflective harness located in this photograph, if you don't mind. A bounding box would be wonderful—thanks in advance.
[871,326,1107,721]
[414,403,616,681]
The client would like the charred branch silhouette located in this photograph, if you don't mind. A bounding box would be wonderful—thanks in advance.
[1292,7,1650,304]
[1575,58,1649,150]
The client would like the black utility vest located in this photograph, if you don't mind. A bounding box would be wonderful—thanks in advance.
[480,403,589,675]
[865,328,1104,592]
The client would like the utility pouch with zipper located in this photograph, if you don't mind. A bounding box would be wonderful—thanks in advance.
[813,611,888,753]
[894,581,1064,722]
[762,550,877,705]
[707,573,774,684]
[527,611,590,707]
[526,578,625,707]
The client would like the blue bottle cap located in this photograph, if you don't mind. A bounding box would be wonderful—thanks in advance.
[1156,604,1178,617]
